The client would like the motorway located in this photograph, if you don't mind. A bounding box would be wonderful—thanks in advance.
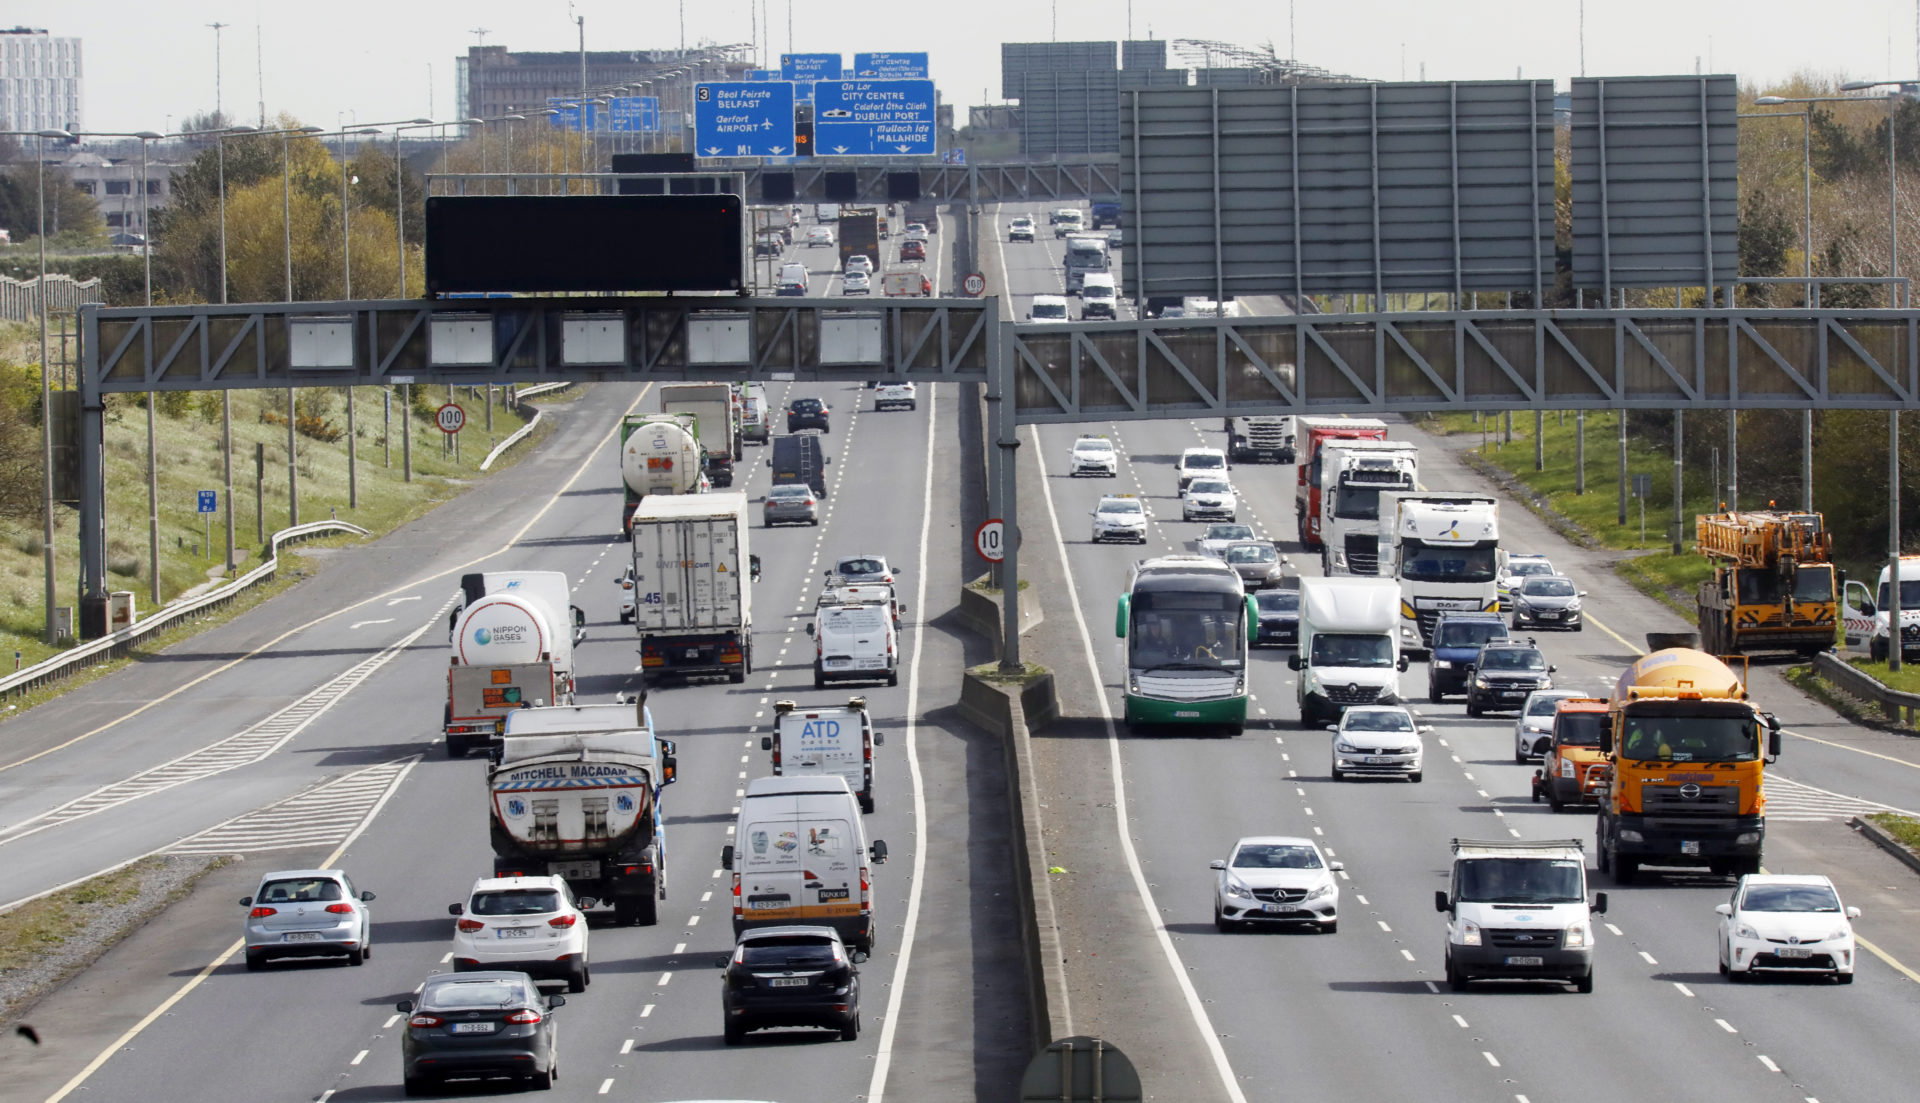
[981,201,1920,1102]
[1,214,1035,1101]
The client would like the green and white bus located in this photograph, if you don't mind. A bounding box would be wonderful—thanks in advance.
[1115,555,1258,733]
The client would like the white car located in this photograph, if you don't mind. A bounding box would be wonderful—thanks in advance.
[806,226,834,247]
[1175,446,1229,492]
[449,876,592,992]
[1009,217,1036,242]
[845,254,874,276]
[1090,494,1148,543]
[903,223,929,242]
[1716,873,1860,983]
[831,554,896,586]
[1028,295,1069,322]
[1497,554,1556,610]
[874,382,917,411]
[841,270,872,295]
[1513,689,1586,762]
[1211,835,1342,932]
[1328,705,1429,782]
[1181,477,1237,522]
[1069,435,1118,476]
[1197,523,1256,558]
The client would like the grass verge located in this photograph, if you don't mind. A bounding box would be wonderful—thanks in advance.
[968,660,1050,684]
[1866,812,1920,853]
[1783,662,1920,734]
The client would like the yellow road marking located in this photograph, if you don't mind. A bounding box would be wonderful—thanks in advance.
[1855,934,1920,985]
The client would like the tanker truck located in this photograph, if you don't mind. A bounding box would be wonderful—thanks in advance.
[1594,643,1782,884]
[488,700,678,926]
[658,382,740,488]
[621,413,705,538]
[444,571,586,758]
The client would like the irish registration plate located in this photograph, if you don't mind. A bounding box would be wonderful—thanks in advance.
[750,898,790,910]
[1174,711,1200,718]
[769,977,808,987]
[1776,947,1812,959]
[282,931,323,942]
[1366,756,1394,764]
[1681,840,1701,856]
[1263,903,1298,914]
[1505,955,1544,967]
[496,927,532,939]
[451,1022,497,1034]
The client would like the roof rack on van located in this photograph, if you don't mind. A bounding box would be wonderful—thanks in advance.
[1450,838,1584,853]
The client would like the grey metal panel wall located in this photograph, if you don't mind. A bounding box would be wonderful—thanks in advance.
[1119,81,1556,301]
[1196,68,1263,86]
[1122,40,1168,70]
[1001,41,1119,99]
[1570,75,1739,290]
[1022,70,1122,156]
[1118,69,1189,90]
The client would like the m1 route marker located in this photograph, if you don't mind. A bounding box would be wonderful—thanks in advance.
[435,403,466,435]
[974,518,1005,563]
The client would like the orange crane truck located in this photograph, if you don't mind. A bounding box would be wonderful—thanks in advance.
[1694,511,1838,658]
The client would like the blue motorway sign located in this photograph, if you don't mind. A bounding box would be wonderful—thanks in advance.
[693,82,797,158]
[814,79,936,156]
[548,96,658,132]
[853,52,929,79]
[196,490,217,513]
[746,69,779,81]
[780,53,843,82]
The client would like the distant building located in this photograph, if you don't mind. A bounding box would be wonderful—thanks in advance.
[456,44,748,136]
[59,149,177,238]
[0,27,83,134]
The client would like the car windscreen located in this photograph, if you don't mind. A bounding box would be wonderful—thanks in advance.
[741,936,841,968]
[472,889,562,916]
[1438,621,1505,649]
[1619,707,1759,763]
[1554,712,1605,747]
[1075,441,1111,453]
[1206,525,1252,541]
[1525,693,1570,716]
[1401,542,1498,584]
[1031,302,1067,319]
[1232,844,1323,870]
[1226,545,1276,564]
[1479,649,1546,671]
[1741,884,1842,912]
[1343,710,1414,732]
[1254,591,1299,612]
[1184,454,1225,470]
[1188,479,1230,495]
[769,486,811,499]
[1098,500,1141,514]
[258,878,343,904]
[1522,578,1576,597]
[791,399,823,412]
[421,980,531,1010]
[1456,857,1584,903]
[1309,632,1393,668]
[838,558,884,575]
[1510,561,1553,578]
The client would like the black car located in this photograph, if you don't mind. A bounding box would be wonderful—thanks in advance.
[397,971,563,1095]
[787,397,831,433]
[1463,639,1556,717]
[1252,589,1300,648]
[720,925,866,1044]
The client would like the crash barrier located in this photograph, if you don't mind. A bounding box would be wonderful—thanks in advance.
[0,273,104,323]
[478,381,573,471]
[1812,652,1920,729]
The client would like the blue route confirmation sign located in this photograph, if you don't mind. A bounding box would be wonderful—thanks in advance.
[780,53,843,82]
[814,79,936,156]
[693,82,797,158]
[852,53,929,79]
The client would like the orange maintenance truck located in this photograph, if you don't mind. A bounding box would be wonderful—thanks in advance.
[1594,645,1781,884]
[1531,697,1610,812]
[1694,511,1838,658]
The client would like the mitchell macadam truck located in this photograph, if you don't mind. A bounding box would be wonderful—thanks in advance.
[1380,491,1502,655]
[487,701,678,926]
[619,413,704,537]
[1594,642,1782,884]
[1318,439,1419,577]
[629,491,759,686]
[1295,417,1389,549]
[658,382,740,488]
[445,571,586,758]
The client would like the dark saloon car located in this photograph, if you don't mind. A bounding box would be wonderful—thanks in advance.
[1463,639,1556,718]
[787,396,831,433]
[720,925,867,1044]
[1253,588,1301,648]
[397,971,563,1094]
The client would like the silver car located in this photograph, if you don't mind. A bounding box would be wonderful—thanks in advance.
[1513,689,1586,763]
[764,483,820,527]
[241,868,374,969]
[1511,574,1586,630]
[1221,541,1286,589]
[1211,836,1343,932]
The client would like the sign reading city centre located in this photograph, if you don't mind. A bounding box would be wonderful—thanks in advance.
[813,79,936,156]
[693,82,798,158]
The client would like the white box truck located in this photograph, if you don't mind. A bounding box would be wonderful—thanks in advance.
[1435,837,1606,993]
[760,697,884,813]
[659,382,740,487]
[489,702,678,926]
[720,776,889,952]
[446,571,585,757]
[1288,576,1408,729]
[1318,439,1419,577]
[629,492,758,684]
[1379,492,1502,655]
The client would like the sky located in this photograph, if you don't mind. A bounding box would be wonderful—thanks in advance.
[23,0,1920,136]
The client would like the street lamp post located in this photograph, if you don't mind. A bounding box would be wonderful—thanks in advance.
[392,119,437,484]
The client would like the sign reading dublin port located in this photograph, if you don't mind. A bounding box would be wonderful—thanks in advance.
[693,82,797,158]
[814,79,936,156]
[853,53,929,79]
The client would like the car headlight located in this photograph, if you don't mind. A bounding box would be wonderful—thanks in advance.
[1434,660,1453,669]
[1224,876,1253,899]
[1335,739,1358,753]
[1825,927,1852,943]
[1460,920,1482,946]
[1304,883,1333,901]
[1565,923,1590,948]
[1567,600,1582,610]
[1561,758,1575,778]
[1735,922,1760,941]
[1474,677,1491,689]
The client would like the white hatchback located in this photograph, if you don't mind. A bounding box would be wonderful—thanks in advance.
[1328,705,1429,782]
[449,876,592,992]
[1180,477,1238,522]
[1717,873,1861,983]
[1211,835,1343,932]
[806,226,835,247]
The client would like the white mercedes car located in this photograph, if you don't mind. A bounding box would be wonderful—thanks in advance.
[1211,835,1342,933]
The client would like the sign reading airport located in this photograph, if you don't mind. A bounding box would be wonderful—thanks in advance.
[853,52,929,79]
[813,79,937,156]
[693,82,797,158]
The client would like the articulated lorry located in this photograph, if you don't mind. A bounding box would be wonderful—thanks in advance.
[1223,415,1294,463]
[659,383,740,488]
[1294,417,1388,549]
[1595,643,1782,883]
[629,492,758,685]
[1695,511,1838,659]
[1380,492,1501,654]
[488,701,678,926]
[620,413,704,537]
[1319,439,1419,576]
[446,571,585,757]
[1063,234,1110,294]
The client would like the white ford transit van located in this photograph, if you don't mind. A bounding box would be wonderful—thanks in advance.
[721,776,888,951]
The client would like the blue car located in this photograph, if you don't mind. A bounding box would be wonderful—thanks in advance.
[1426,612,1508,702]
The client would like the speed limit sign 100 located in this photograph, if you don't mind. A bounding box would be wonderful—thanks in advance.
[435,403,466,435]
[974,519,1006,563]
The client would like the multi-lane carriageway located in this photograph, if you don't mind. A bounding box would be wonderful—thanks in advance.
[2,202,1920,1103]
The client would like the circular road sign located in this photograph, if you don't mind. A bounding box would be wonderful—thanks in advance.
[435,403,466,435]
[962,272,987,297]
[974,518,1006,563]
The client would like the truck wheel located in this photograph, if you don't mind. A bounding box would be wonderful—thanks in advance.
[859,793,875,814]
[617,893,658,926]
[1612,854,1638,885]
[730,667,746,684]
[1575,968,1594,994]
[445,735,466,759]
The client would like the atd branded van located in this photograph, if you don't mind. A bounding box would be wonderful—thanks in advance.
[761,697,884,813]
[722,776,888,951]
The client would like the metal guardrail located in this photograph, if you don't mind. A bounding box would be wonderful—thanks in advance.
[1812,652,1920,727]
[478,382,571,471]
[1,273,103,323]
[0,520,370,701]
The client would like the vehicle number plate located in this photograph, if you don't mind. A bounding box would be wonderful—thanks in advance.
[1776,947,1812,959]
[450,1022,497,1034]
[1262,903,1299,914]
[1174,711,1200,719]
[554,860,600,880]
[1505,955,1545,967]
[685,648,701,659]
[769,977,809,987]
[749,898,790,910]
[826,659,849,669]
[496,927,533,938]
[282,931,323,942]
[1366,756,1394,764]
[1680,840,1701,856]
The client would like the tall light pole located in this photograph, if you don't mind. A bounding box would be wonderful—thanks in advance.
[391,119,436,487]
[218,121,257,563]
[272,125,323,528]
[316,124,381,511]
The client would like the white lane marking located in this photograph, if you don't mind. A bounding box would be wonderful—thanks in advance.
[688,915,700,926]
[349,619,395,630]
[1606,923,1623,936]
[620,1039,634,1054]
[387,595,423,606]
[442,953,453,963]
[1758,1056,1781,1073]
[1355,894,1369,906]
[1484,1052,1501,1067]
[1639,951,1659,966]
[657,972,672,986]
[1022,421,1242,1102]
[673,942,686,954]
[1674,982,1694,997]
[1378,921,1392,932]
[599,1079,615,1095]
[1452,1014,1469,1028]
[1401,949,1415,961]
[350,1050,367,1066]
[1425,981,1440,993]
[701,891,712,902]
[1717,1019,1738,1033]
[865,384,939,1103]
[641,1004,654,1017]
[383,1014,402,1028]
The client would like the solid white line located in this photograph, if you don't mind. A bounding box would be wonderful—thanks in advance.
[1023,422,1246,1103]
[865,384,938,1103]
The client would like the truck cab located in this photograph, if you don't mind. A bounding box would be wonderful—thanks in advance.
[1318,440,1418,576]
[1436,838,1605,993]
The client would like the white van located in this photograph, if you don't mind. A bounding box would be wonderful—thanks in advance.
[1027,295,1070,323]
[1080,273,1119,319]
[761,697,883,813]
[1289,576,1408,728]
[721,776,888,951]
[816,203,841,222]
[806,597,898,687]
[1435,837,1606,993]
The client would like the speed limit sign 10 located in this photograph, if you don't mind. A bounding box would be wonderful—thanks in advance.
[974,518,1006,563]
[435,403,466,435]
